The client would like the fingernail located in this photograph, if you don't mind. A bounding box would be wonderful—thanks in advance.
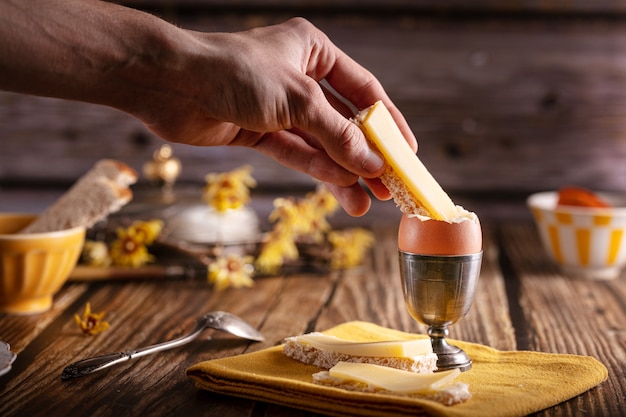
[363,149,384,174]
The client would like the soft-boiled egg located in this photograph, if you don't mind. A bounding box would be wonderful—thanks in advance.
[398,211,482,256]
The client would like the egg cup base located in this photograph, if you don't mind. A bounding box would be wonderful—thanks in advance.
[0,296,53,315]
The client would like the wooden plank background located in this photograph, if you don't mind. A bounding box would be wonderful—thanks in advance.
[1,222,624,416]
[2,1,626,198]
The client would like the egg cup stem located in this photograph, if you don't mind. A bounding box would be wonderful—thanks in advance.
[398,251,482,372]
[428,325,473,372]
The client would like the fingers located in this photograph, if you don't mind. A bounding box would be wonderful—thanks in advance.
[246,127,392,217]
[248,129,361,188]
[246,129,374,217]
[363,177,392,201]
[323,182,372,217]
[290,79,385,180]
[317,43,418,153]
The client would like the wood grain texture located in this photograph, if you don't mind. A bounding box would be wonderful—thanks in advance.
[499,223,626,416]
[3,6,626,195]
[1,220,623,416]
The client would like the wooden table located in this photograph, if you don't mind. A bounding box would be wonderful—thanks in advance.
[1,205,625,416]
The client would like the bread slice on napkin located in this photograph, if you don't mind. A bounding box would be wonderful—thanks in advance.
[283,332,438,373]
[187,321,608,416]
[21,159,138,233]
[282,331,469,405]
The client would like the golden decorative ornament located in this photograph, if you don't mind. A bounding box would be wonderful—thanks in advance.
[142,144,182,192]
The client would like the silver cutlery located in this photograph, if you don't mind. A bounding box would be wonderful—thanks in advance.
[61,311,264,380]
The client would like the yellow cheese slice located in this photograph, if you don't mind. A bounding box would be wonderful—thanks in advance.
[356,100,458,221]
[292,333,432,357]
[329,361,461,394]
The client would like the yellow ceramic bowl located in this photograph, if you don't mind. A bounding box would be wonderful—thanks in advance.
[0,214,85,314]
[527,191,626,280]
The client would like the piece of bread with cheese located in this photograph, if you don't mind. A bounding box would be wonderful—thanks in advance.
[282,332,437,373]
[21,159,138,233]
[352,100,460,221]
[283,333,470,406]
[313,362,471,405]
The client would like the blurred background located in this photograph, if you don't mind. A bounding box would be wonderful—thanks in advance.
[2,0,626,223]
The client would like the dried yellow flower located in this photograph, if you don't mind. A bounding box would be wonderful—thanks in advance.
[257,184,340,273]
[127,219,163,245]
[109,226,155,268]
[74,302,110,335]
[203,165,257,212]
[269,197,308,235]
[255,229,299,275]
[328,228,375,269]
[80,219,162,269]
[208,254,255,291]
[306,184,339,217]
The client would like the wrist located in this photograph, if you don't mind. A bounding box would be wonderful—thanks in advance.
[0,0,194,117]
[87,13,190,115]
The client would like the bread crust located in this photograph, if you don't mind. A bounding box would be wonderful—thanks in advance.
[378,166,430,216]
[283,335,471,406]
[21,159,138,233]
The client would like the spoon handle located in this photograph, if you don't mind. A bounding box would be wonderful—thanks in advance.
[61,320,206,380]
[61,352,133,380]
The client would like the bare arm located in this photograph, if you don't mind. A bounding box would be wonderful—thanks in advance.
[0,0,417,216]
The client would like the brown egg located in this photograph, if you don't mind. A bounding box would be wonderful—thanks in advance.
[398,212,482,255]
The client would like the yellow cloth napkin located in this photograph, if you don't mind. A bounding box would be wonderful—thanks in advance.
[187,321,607,417]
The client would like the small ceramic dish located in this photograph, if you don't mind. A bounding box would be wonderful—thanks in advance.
[527,191,626,280]
[0,214,85,314]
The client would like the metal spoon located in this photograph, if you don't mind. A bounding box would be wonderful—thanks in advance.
[61,311,264,380]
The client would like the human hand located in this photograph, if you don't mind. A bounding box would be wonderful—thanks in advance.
[134,18,417,216]
[0,0,416,216]
[0,0,417,215]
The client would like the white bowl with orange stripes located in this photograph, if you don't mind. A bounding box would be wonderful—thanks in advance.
[527,191,626,280]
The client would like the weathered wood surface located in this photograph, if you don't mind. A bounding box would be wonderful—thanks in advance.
[1,219,624,416]
[2,4,626,195]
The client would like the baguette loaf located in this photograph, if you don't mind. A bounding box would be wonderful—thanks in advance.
[282,335,438,374]
[22,159,138,233]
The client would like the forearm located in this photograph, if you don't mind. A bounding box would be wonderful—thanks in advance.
[0,0,192,113]
[0,3,402,216]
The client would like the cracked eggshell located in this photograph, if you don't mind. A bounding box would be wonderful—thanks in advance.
[398,212,482,255]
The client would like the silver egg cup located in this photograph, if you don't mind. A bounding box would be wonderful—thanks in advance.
[399,251,482,372]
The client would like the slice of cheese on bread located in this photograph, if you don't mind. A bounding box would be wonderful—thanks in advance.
[283,332,437,374]
[327,361,460,394]
[353,100,459,221]
[313,362,471,405]
[289,332,432,357]
[22,159,138,233]
[283,332,471,406]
